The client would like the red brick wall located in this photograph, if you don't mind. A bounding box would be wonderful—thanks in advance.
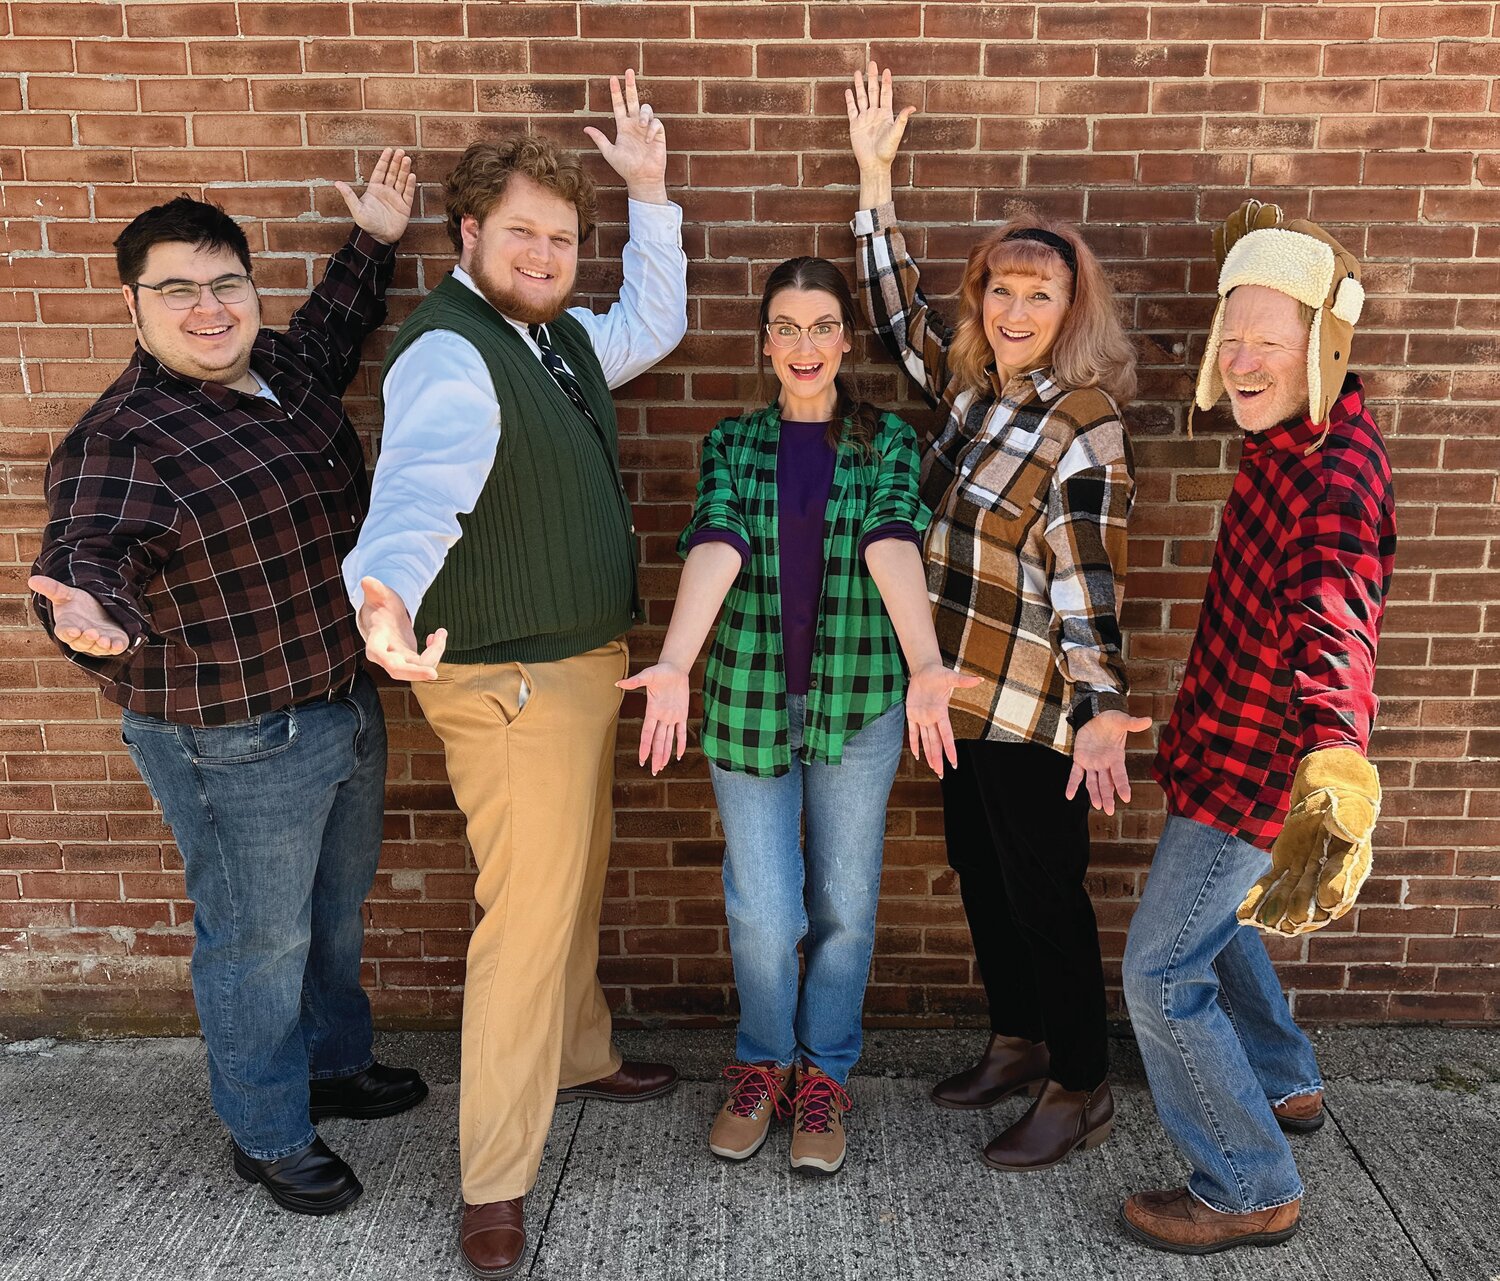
[2,2,1497,1034]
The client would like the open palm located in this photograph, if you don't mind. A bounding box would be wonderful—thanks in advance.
[846,62,915,173]
[334,147,416,245]
[584,69,667,198]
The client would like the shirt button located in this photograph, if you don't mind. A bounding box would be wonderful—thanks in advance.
[350,515,357,525]
[325,458,334,466]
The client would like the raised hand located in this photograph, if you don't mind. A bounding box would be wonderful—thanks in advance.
[905,663,983,778]
[846,62,915,177]
[616,660,690,775]
[357,576,445,682]
[335,147,417,245]
[28,575,132,657]
[1065,710,1154,815]
[583,69,668,204]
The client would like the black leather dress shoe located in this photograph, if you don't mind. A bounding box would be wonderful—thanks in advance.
[309,1062,429,1122]
[232,1136,362,1215]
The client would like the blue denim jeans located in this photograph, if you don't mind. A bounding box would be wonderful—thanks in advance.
[120,673,386,1159]
[709,698,904,1084]
[1123,814,1324,1213]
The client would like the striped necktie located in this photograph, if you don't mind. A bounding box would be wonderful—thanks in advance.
[528,322,597,427]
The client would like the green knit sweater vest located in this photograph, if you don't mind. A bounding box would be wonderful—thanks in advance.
[381,273,638,664]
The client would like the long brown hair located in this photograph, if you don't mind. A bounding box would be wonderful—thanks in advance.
[948,220,1136,405]
[756,257,881,451]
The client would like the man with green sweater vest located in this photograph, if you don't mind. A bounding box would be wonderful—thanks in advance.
[342,73,687,1280]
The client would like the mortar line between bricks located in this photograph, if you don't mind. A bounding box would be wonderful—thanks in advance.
[527,1100,588,1277]
[1326,1101,1440,1281]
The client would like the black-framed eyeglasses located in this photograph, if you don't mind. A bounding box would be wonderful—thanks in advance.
[134,274,255,310]
[765,321,844,349]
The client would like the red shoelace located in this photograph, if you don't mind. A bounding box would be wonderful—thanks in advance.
[792,1071,853,1134]
[722,1064,790,1120]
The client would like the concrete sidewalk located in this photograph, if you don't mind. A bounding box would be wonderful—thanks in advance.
[1,1027,1496,1281]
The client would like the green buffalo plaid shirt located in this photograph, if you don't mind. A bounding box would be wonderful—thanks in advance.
[678,403,930,777]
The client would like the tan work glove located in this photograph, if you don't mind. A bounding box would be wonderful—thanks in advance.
[1237,747,1381,936]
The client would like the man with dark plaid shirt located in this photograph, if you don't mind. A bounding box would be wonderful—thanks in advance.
[29,153,429,1217]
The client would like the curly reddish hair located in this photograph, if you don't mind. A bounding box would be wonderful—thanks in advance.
[442,135,598,250]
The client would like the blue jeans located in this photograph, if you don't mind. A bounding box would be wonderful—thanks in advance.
[120,673,386,1159]
[710,698,904,1085]
[1123,814,1324,1213]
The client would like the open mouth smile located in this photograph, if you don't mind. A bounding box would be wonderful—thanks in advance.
[997,326,1034,342]
[516,267,553,283]
[788,361,823,381]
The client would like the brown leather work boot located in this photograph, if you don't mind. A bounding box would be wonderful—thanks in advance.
[460,1197,526,1278]
[981,1079,1114,1171]
[1121,1187,1301,1254]
[931,1033,1050,1110]
[1273,1089,1325,1134]
[709,1062,792,1161]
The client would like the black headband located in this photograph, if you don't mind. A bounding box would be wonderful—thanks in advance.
[1002,227,1077,277]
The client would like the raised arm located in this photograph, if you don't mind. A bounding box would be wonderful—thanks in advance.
[575,70,688,386]
[846,63,952,408]
[285,147,414,393]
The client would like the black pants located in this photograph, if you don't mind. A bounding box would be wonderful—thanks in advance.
[940,738,1108,1091]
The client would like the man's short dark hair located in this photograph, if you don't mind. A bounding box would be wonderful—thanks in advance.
[114,196,252,287]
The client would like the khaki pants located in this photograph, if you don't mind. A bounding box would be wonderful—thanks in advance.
[413,640,627,1204]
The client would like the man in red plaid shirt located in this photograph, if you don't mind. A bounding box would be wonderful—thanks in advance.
[1120,202,1396,1255]
[29,153,428,1217]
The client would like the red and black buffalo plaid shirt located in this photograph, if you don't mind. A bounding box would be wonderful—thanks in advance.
[1153,375,1397,850]
[32,230,395,726]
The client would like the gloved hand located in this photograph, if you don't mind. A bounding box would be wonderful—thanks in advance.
[1237,747,1381,936]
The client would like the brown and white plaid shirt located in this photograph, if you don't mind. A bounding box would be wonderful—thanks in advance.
[853,201,1135,751]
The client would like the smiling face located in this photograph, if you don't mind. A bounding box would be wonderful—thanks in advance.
[461,173,580,325]
[981,264,1070,383]
[1218,285,1311,433]
[121,240,259,387]
[763,287,852,419]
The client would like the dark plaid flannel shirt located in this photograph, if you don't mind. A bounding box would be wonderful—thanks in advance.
[32,230,395,727]
[1153,375,1397,850]
[853,201,1135,751]
[678,404,929,777]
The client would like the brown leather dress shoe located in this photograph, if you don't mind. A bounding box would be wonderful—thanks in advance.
[556,1060,679,1103]
[1121,1187,1301,1254]
[1273,1089,1325,1134]
[460,1197,526,1278]
[981,1079,1114,1171]
[931,1034,1050,1110]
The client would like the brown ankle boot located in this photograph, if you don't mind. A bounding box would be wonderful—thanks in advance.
[931,1034,1050,1110]
[981,1079,1114,1171]
[1121,1188,1301,1254]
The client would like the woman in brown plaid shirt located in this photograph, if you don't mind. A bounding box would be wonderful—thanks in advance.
[847,64,1150,1172]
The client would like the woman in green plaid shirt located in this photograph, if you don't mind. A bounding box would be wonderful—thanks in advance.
[620,258,976,1176]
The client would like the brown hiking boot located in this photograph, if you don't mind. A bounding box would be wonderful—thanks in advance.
[1121,1187,1301,1254]
[931,1033,1050,1110]
[981,1079,1114,1171]
[789,1061,853,1175]
[1273,1090,1325,1134]
[708,1063,792,1161]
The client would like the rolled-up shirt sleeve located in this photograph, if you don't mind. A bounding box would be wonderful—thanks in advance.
[679,423,750,563]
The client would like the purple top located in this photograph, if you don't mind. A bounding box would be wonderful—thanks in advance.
[689,418,920,696]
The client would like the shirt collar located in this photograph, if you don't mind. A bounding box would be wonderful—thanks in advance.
[132,340,281,410]
[986,364,1061,402]
[1248,373,1363,455]
[452,265,531,339]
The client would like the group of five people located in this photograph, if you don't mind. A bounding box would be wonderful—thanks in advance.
[31,64,1394,1277]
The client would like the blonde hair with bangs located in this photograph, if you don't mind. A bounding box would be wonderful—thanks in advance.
[947,221,1137,405]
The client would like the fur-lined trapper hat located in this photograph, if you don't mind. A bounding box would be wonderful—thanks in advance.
[1194,199,1365,431]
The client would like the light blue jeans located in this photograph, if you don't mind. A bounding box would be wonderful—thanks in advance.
[120,673,386,1159]
[710,697,904,1084]
[1123,814,1325,1213]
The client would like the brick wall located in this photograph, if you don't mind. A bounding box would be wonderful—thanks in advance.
[2,1,1497,1035]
